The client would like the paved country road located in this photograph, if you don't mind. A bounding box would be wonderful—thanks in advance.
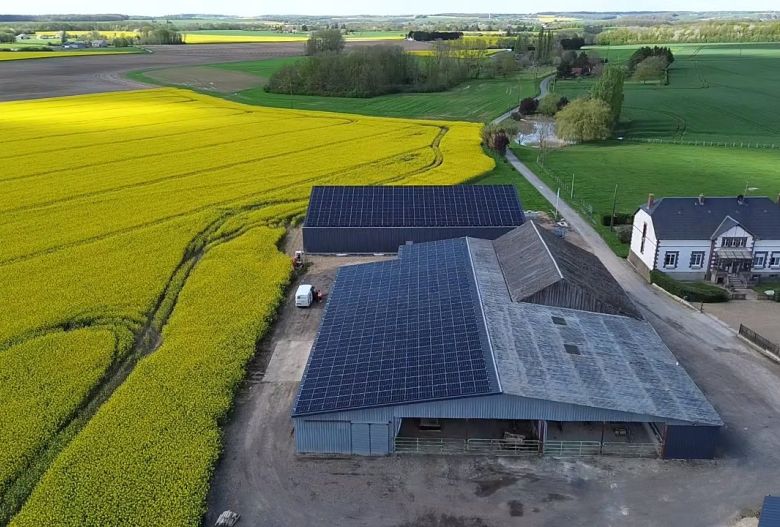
[491,73,555,124]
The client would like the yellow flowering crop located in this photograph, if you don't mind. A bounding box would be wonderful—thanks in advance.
[0,50,136,61]
[0,88,493,524]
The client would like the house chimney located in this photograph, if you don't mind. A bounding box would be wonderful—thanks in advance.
[697,193,704,206]
[647,193,655,208]
[737,194,745,205]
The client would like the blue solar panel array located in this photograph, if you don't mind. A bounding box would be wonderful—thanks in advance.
[304,185,524,228]
[292,238,500,416]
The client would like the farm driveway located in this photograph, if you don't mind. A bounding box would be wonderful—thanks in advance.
[207,204,780,527]
[703,300,780,346]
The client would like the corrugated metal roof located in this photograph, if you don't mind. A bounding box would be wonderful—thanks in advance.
[469,234,722,426]
[760,496,780,527]
[642,196,780,240]
[292,226,722,426]
[493,222,642,319]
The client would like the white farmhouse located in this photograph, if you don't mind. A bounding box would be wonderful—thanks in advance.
[629,194,780,286]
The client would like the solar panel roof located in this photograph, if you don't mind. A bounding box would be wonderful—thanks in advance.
[303,185,525,228]
[292,238,500,416]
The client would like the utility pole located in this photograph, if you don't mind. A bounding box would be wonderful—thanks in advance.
[610,184,618,231]
[570,174,575,199]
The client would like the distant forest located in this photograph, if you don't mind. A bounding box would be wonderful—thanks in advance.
[598,21,780,44]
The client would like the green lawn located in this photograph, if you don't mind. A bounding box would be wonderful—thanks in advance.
[474,149,551,213]
[553,42,780,145]
[514,142,780,256]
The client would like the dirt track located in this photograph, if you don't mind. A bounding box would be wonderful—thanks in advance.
[0,40,429,101]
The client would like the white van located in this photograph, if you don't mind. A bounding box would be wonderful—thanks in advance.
[295,284,314,308]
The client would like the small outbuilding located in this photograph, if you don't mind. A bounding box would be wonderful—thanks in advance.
[302,185,525,254]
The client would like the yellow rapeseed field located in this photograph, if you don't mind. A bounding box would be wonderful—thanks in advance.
[0,88,493,524]
[182,33,308,44]
[0,50,137,61]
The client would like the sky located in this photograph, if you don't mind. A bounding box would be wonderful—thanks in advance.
[4,0,778,16]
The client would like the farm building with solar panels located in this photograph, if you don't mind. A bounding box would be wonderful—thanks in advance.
[302,185,525,254]
[291,222,722,459]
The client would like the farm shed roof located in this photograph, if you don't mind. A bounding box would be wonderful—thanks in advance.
[470,236,722,426]
[292,237,500,417]
[760,496,780,527]
[493,222,641,318]
[293,224,721,426]
[303,185,525,228]
[641,196,780,240]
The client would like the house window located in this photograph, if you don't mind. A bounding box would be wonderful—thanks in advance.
[663,251,679,269]
[690,251,705,268]
[722,237,748,248]
[770,252,780,269]
[640,223,648,254]
[754,252,768,269]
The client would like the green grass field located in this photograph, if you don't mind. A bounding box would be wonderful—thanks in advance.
[514,142,780,256]
[218,61,550,122]
[552,42,780,145]
[132,58,551,122]
[184,29,404,39]
[475,150,550,213]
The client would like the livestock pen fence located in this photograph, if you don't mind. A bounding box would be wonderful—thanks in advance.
[739,324,780,360]
[394,437,659,458]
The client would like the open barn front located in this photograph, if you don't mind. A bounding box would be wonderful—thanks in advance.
[542,421,662,457]
[394,418,543,455]
[392,418,663,458]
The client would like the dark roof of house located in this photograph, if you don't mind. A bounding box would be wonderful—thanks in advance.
[303,185,525,228]
[493,222,642,319]
[641,196,780,240]
[293,226,721,426]
[760,496,780,527]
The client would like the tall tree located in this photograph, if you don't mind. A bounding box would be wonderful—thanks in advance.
[555,98,612,142]
[590,66,625,124]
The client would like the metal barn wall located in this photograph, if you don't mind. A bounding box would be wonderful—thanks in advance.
[662,425,720,459]
[302,226,517,254]
[294,394,699,455]
[294,418,394,456]
[295,420,352,454]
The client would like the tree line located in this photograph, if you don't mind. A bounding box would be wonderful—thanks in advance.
[597,21,780,45]
[268,44,475,98]
[267,29,523,98]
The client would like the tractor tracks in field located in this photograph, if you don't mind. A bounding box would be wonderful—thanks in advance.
[0,203,281,524]
[0,122,451,522]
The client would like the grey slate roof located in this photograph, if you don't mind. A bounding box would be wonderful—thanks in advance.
[494,222,641,319]
[469,237,722,426]
[641,196,780,240]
